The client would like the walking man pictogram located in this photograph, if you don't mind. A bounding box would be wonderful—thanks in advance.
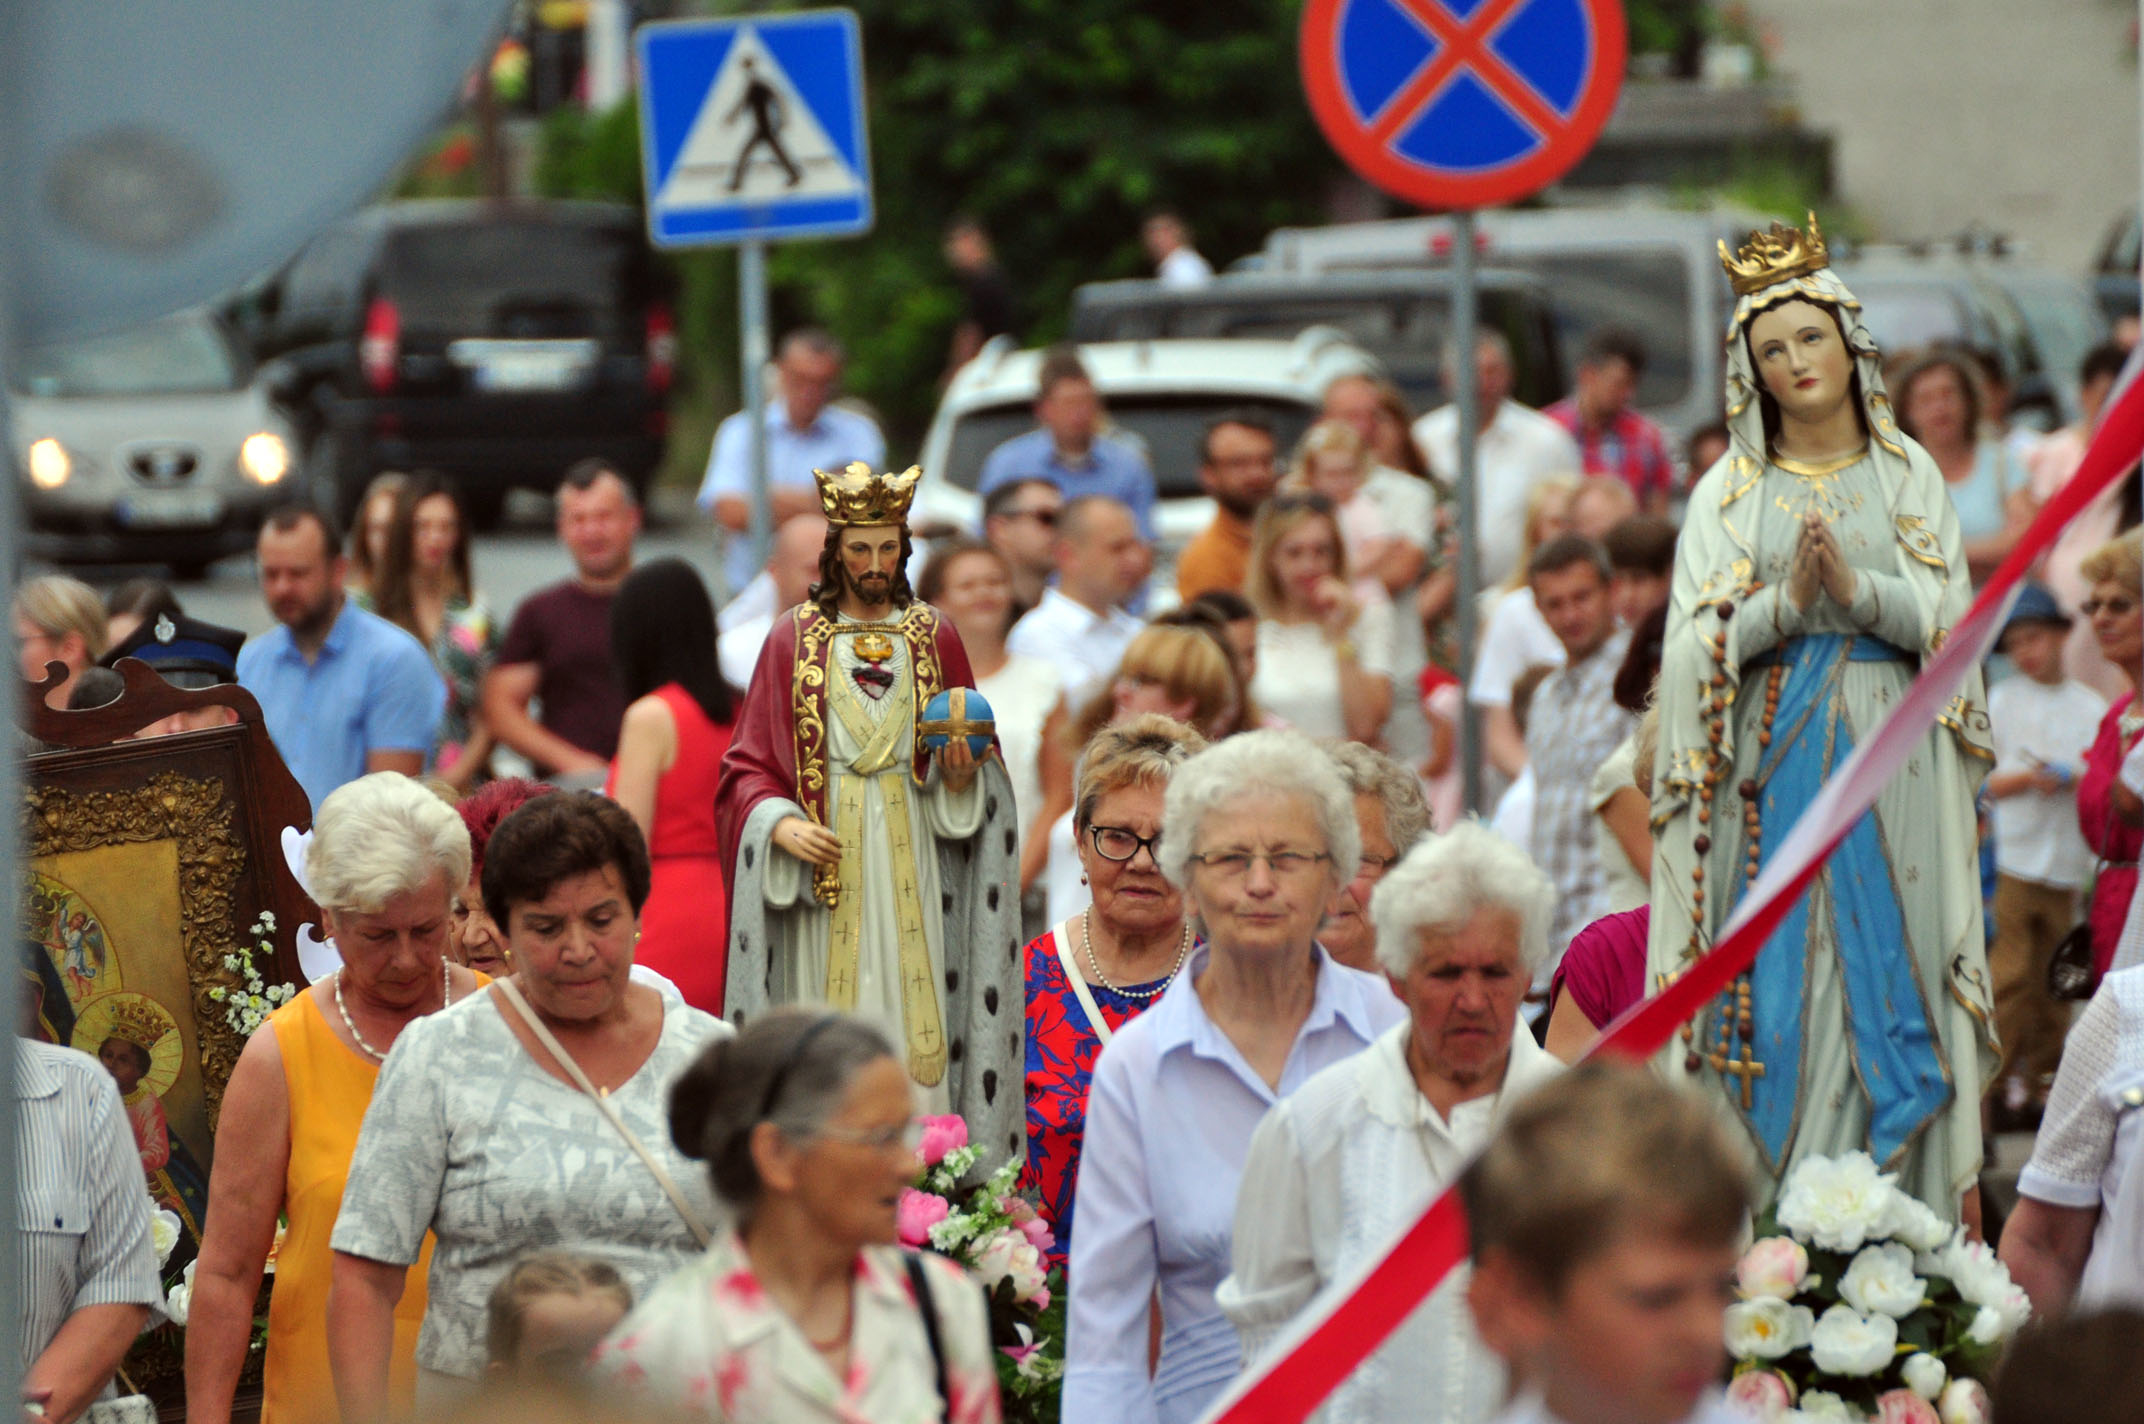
[726,57,802,191]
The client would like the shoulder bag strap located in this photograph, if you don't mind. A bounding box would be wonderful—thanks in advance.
[492,977,713,1248]
[1051,918,1113,1047]
[903,1251,952,1423]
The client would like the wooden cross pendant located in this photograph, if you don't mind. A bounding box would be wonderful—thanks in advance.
[1719,1044,1766,1110]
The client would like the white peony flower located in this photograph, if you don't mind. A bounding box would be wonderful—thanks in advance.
[149,1207,182,1266]
[1838,1243,1928,1319]
[1800,1391,1865,1424]
[1878,1194,1953,1253]
[1725,1298,1816,1360]
[1809,1304,1899,1378]
[1966,1307,2004,1346]
[1777,1153,1899,1254]
[1936,1379,1992,1424]
[1901,1353,1947,1401]
[165,1259,196,1327]
[973,1227,1048,1302]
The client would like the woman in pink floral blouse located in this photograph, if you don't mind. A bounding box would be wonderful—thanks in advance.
[594,1011,1001,1424]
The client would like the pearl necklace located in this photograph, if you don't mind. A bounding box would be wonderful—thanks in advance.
[1079,908,1191,1001]
[335,960,452,1062]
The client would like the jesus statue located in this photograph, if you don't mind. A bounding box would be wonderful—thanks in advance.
[716,462,1025,1159]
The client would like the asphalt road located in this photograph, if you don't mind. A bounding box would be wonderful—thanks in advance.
[34,489,728,640]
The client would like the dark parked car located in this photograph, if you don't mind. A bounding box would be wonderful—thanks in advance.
[236,200,673,524]
[2092,210,2141,328]
[1831,254,2061,425]
[1067,268,1566,416]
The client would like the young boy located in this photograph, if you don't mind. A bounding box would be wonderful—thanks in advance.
[1985,583,2108,1126]
[1463,1062,1753,1424]
[485,1251,635,1384]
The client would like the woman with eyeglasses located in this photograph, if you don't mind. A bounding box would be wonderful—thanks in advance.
[595,1010,1001,1424]
[1064,729,1404,1424]
[1021,715,1208,1273]
[2077,533,2144,977]
[326,792,726,1418]
[1244,494,1394,746]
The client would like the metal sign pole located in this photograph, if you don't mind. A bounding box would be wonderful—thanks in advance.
[1452,209,1484,816]
[739,238,773,577]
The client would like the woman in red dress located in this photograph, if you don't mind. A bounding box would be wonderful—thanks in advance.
[2077,534,2144,976]
[607,558,735,1013]
[1021,715,1207,1270]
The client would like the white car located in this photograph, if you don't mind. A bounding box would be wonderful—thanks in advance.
[914,329,1385,559]
[9,308,299,577]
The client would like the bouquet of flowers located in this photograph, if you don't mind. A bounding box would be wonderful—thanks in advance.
[898,1114,1065,1424]
[1724,1153,2030,1424]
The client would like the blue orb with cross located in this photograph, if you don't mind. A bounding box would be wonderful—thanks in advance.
[920,687,995,759]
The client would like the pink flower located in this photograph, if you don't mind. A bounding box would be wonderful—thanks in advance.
[998,1193,1038,1224]
[1736,1237,1812,1299]
[918,1114,968,1166]
[1032,1285,1051,1311]
[1877,1389,1941,1424]
[897,1189,951,1246]
[1019,1216,1055,1252]
[1726,1368,1797,1420]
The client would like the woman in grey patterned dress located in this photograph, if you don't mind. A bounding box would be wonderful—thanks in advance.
[327,792,729,1417]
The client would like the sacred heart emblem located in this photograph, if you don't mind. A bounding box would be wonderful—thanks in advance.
[853,664,895,700]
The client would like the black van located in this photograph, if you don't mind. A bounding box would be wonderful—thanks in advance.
[239,200,673,524]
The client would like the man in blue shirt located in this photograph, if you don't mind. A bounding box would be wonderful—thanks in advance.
[697,326,886,597]
[236,506,445,811]
[977,345,1158,540]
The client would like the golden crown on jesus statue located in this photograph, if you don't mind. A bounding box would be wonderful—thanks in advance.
[1718,212,1830,297]
[814,461,922,528]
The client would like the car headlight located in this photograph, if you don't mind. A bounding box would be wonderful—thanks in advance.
[239,431,290,485]
[26,438,70,490]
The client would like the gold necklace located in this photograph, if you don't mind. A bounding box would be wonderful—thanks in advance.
[1769,442,1867,477]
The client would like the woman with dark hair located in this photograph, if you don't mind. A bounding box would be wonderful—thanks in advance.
[1892,347,2028,584]
[605,558,736,1014]
[595,1010,1000,1422]
[328,792,726,1417]
[370,473,499,790]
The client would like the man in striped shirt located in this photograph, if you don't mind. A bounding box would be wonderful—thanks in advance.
[16,1033,162,1422]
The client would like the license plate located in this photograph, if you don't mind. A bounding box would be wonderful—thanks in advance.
[116,491,224,528]
[448,339,597,393]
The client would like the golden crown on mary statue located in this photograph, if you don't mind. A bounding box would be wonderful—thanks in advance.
[1718,211,1831,296]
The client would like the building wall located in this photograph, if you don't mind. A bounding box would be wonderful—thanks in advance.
[1748,0,2138,271]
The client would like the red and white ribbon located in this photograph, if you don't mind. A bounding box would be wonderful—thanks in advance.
[1197,376,2144,1424]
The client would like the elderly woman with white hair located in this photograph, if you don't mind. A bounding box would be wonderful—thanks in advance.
[1063,728,1405,1424]
[186,773,484,1424]
[1319,741,1433,973]
[1217,822,1563,1424]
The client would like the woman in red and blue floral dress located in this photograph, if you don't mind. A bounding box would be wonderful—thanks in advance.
[1022,716,1207,1270]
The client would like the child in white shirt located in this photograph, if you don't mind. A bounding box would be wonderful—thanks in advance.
[1986,583,2109,1122]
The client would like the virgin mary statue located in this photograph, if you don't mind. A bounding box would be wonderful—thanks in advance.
[1646,216,1996,1217]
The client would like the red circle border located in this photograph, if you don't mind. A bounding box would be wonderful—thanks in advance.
[1299,0,1628,211]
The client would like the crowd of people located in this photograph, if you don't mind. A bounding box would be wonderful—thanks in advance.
[17,227,2144,1424]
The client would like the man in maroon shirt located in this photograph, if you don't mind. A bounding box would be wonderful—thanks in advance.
[481,461,641,780]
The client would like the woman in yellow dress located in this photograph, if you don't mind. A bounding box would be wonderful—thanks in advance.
[185,775,484,1424]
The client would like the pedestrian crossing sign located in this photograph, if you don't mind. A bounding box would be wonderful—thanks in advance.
[635,9,873,248]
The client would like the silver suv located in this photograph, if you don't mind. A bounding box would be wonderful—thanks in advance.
[914,329,1385,555]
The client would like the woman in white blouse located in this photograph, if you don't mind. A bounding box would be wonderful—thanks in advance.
[1217,822,1564,1424]
[1064,729,1406,1424]
[1245,495,1394,746]
[2000,963,2144,1315]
